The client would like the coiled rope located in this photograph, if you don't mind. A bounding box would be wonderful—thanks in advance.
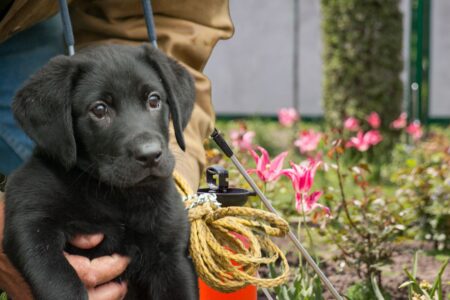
[174,171,290,293]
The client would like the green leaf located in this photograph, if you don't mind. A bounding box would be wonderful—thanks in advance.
[437,277,442,300]
[371,273,385,300]
[413,251,419,277]
[409,251,420,300]
[430,258,449,297]
[398,281,415,289]
[281,286,290,300]
[404,269,430,299]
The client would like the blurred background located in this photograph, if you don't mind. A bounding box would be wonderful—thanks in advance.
[202,2,450,298]
[205,0,449,124]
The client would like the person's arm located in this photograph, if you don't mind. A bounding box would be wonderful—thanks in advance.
[0,193,129,300]
[70,0,234,191]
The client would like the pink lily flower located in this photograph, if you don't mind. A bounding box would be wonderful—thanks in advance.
[295,191,331,220]
[390,112,407,129]
[248,146,288,183]
[230,129,255,151]
[294,129,322,154]
[296,191,322,212]
[283,161,329,217]
[366,112,381,129]
[282,160,321,193]
[346,130,383,151]
[406,121,423,141]
[278,108,299,127]
[344,117,360,131]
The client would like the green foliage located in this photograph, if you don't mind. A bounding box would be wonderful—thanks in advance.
[0,292,7,300]
[346,280,391,300]
[270,264,324,300]
[321,0,403,142]
[324,155,408,281]
[391,134,450,250]
[400,252,449,300]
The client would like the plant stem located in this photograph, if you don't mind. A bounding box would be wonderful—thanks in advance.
[301,200,316,257]
[297,215,303,267]
[334,152,366,239]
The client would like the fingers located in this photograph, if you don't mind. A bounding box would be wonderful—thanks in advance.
[88,254,130,287]
[70,233,104,249]
[64,252,130,288]
[88,281,127,300]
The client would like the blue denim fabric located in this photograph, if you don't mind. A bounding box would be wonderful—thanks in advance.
[0,14,64,175]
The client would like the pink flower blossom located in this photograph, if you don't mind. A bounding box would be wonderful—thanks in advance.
[406,121,423,141]
[294,129,322,154]
[364,130,383,146]
[230,129,255,151]
[282,160,321,193]
[344,117,360,131]
[295,191,331,221]
[248,146,288,183]
[283,160,329,217]
[296,191,322,212]
[366,112,381,129]
[346,130,383,151]
[391,112,407,129]
[278,108,299,127]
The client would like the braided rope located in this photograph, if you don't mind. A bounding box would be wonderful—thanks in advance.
[173,171,290,293]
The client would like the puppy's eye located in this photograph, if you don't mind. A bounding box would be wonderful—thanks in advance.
[147,92,161,111]
[91,102,108,119]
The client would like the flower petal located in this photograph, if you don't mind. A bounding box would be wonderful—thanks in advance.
[270,151,289,173]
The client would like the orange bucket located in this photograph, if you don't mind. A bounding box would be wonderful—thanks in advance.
[198,232,258,300]
[199,279,257,300]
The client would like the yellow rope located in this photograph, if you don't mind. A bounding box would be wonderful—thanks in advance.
[173,171,290,293]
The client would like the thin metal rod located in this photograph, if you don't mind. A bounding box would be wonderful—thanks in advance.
[230,155,343,299]
[261,287,274,300]
[141,0,158,48]
[58,0,75,56]
[256,271,274,299]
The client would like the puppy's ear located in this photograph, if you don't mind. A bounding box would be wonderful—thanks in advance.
[142,45,196,151]
[13,55,81,169]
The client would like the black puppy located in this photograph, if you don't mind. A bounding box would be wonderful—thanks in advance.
[3,44,198,300]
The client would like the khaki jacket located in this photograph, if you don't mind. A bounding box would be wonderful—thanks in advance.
[0,0,234,190]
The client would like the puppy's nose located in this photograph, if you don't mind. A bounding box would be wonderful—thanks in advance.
[134,143,162,166]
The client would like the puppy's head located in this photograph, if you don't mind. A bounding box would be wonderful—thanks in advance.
[13,44,195,186]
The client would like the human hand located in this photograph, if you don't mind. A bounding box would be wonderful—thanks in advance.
[66,233,129,300]
[0,192,129,300]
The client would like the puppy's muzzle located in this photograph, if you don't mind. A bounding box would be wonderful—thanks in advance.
[133,142,162,167]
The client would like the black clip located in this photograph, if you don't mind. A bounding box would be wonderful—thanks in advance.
[206,165,229,193]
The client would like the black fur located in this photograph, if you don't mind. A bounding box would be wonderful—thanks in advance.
[3,44,198,300]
